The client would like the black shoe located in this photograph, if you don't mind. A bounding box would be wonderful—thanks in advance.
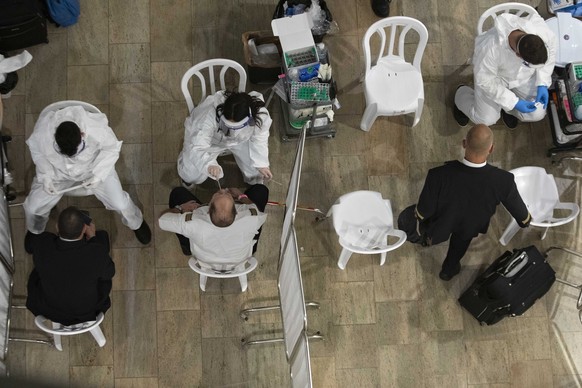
[453,86,469,127]
[501,110,518,129]
[439,263,461,281]
[371,0,390,17]
[134,221,152,245]
[180,244,192,256]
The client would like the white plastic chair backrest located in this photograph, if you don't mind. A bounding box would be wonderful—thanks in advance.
[180,58,247,113]
[190,244,257,278]
[34,312,105,335]
[39,100,102,117]
[477,3,537,35]
[363,16,428,76]
[510,166,559,221]
[332,191,395,248]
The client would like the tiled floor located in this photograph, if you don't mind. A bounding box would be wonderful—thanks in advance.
[2,0,582,387]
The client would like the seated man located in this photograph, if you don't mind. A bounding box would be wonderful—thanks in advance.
[454,11,556,129]
[26,207,115,326]
[23,104,151,244]
[158,185,268,259]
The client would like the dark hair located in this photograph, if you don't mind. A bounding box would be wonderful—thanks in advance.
[209,201,236,227]
[58,206,85,239]
[216,91,266,128]
[518,34,547,65]
[55,121,82,156]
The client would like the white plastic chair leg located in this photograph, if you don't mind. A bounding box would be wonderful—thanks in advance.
[412,98,424,127]
[238,274,248,292]
[360,102,378,132]
[499,219,520,246]
[337,248,353,270]
[51,322,63,351]
[199,275,208,291]
[380,252,387,266]
[541,227,549,240]
[89,326,106,347]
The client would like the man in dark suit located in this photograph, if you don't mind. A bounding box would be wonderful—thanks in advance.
[25,206,115,325]
[403,124,531,281]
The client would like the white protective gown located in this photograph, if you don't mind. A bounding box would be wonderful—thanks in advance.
[456,13,556,125]
[177,91,272,185]
[23,106,143,234]
[158,203,267,262]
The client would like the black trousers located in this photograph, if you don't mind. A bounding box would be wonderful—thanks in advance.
[440,233,473,276]
[168,185,269,255]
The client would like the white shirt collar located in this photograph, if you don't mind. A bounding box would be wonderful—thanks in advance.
[461,158,486,168]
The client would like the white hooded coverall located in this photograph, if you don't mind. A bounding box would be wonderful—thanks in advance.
[23,106,143,234]
[455,13,556,125]
[177,91,272,185]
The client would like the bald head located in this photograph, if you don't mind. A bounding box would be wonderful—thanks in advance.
[464,124,493,162]
[209,190,236,227]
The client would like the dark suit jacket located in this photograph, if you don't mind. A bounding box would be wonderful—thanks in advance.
[416,161,530,244]
[26,231,115,326]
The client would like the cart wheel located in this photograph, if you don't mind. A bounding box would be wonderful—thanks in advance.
[326,134,334,139]
[282,136,289,142]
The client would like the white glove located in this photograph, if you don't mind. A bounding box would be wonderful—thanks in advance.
[207,165,224,180]
[82,176,101,189]
[43,180,57,195]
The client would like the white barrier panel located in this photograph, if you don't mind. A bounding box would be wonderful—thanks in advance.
[290,332,313,388]
[0,188,14,374]
[278,227,308,360]
[280,126,307,251]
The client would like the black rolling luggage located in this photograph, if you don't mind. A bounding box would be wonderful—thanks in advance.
[458,246,555,325]
[0,0,48,52]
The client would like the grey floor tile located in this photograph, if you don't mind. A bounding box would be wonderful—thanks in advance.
[151,0,192,62]
[109,0,150,44]
[510,360,553,388]
[112,247,156,291]
[109,83,152,143]
[155,267,200,311]
[151,62,192,102]
[115,378,159,388]
[375,301,421,346]
[335,368,379,388]
[151,102,185,163]
[333,324,378,369]
[201,337,248,386]
[68,0,109,65]
[465,339,510,384]
[70,366,114,388]
[69,312,114,367]
[378,344,424,388]
[331,281,376,325]
[110,44,151,84]
[68,65,110,104]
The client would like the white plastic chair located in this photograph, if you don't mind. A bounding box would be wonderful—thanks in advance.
[39,100,102,197]
[327,191,407,270]
[188,255,258,292]
[360,17,428,131]
[499,166,580,246]
[34,313,106,351]
[477,3,537,35]
[180,58,247,114]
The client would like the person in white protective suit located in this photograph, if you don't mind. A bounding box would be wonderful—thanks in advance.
[454,12,556,129]
[23,105,151,244]
[177,90,273,187]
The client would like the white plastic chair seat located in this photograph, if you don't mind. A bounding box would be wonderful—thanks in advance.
[499,166,580,246]
[34,313,106,351]
[329,191,407,269]
[365,59,423,115]
[188,256,258,292]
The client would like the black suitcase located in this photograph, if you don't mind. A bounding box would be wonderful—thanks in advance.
[0,0,48,52]
[458,246,555,325]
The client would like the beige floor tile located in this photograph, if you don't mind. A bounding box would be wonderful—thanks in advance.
[157,310,201,388]
[505,317,552,364]
[551,329,582,376]
[201,337,248,386]
[438,0,480,66]
[331,281,376,325]
[200,293,246,339]
[152,163,180,206]
[115,378,159,388]
[70,366,114,388]
[153,205,189,268]
[67,65,110,104]
[373,243,420,302]
[335,368,379,388]
[424,373,468,388]
[151,62,192,102]
[246,340,290,388]
[25,339,70,386]
[112,247,156,291]
[553,374,582,388]
[112,290,158,378]
[375,301,421,346]
[110,44,151,84]
[510,360,553,388]
[109,0,150,44]
[68,0,109,65]
[421,330,466,376]
[152,102,185,163]
[1,95,26,136]
[378,344,424,388]
[310,357,337,388]
[24,33,68,114]
[466,339,510,384]
[192,27,236,66]
[155,267,200,311]
[333,324,378,369]
[331,254,376,282]
[151,0,192,62]
[365,116,410,176]
[109,83,152,143]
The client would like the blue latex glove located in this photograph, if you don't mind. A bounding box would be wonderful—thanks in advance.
[514,99,537,113]
[535,85,549,109]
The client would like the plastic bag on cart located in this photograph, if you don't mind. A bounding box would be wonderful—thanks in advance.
[273,0,339,42]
